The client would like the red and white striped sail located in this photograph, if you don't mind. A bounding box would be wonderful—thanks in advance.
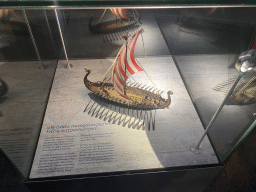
[0,9,11,19]
[112,30,143,98]
[110,8,129,19]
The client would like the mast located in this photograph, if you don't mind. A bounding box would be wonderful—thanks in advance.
[111,30,143,99]
[124,36,128,96]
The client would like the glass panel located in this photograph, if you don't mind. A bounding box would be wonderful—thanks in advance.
[0,0,255,8]
[159,7,256,161]
[29,7,219,179]
[0,5,255,179]
[209,71,256,161]
[0,9,58,178]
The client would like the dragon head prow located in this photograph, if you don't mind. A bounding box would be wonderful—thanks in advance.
[84,68,91,72]
[162,90,173,109]
[167,90,173,95]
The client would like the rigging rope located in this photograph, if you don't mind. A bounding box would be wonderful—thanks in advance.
[140,32,158,92]
[235,75,256,96]
[98,32,155,90]
[96,9,107,24]
[98,40,129,81]
[132,9,140,23]
[126,46,158,92]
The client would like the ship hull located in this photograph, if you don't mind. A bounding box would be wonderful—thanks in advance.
[89,17,138,34]
[84,69,172,109]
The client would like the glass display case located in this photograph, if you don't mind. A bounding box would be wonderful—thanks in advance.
[0,1,256,190]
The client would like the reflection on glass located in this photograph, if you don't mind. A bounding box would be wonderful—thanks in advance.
[0,7,256,178]
[0,9,57,177]
[88,8,141,44]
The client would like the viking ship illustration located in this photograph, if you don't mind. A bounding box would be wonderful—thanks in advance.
[89,8,140,35]
[84,30,173,110]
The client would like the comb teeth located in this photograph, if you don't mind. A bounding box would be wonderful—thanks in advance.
[148,87,153,91]
[145,86,151,90]
[126,81,131,86]
[132,82,138,87]
[84,99,156,130]
[135,83,142,88]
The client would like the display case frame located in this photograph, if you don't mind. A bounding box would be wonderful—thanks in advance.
[0,1,256,191]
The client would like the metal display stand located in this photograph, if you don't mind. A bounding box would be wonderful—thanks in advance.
[191,49,256,153]
[54,9,72,69]
[22,9,44,69]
